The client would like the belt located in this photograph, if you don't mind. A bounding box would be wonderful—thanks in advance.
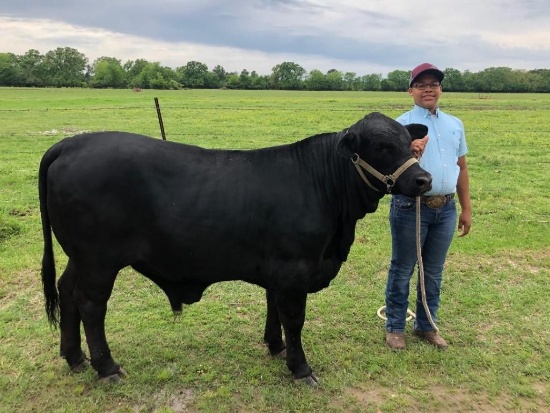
[419,193,455,209]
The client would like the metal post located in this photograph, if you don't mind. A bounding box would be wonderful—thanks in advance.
[154,97,166,140]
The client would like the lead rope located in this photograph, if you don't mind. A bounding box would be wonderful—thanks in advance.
[416,196,439,332]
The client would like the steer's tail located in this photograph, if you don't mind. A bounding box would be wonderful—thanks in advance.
[38,143,63,327]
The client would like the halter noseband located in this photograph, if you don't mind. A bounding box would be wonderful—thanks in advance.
[351,154,419,193]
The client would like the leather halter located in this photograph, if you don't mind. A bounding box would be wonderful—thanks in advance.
[351,154,419,193]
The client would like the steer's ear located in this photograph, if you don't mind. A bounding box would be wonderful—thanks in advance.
[405,124,428,140]
[336,130,359,158]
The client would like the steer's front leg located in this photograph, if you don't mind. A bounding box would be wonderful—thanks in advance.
[275,290,318,384]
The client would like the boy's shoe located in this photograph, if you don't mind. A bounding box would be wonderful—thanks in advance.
[413,330,449,350]
[386,332,406,350]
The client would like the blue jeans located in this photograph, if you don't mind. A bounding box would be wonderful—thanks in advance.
[385,195,457,333]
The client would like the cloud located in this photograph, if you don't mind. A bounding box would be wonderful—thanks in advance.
[1,0,549,75]
[0,15,381,75]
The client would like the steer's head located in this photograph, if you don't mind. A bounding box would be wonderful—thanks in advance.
[336,112,432,197]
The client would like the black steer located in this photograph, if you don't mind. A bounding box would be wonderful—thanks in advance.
[39,112,431,384]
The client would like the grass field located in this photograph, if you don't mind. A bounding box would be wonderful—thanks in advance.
[0,87,549,412]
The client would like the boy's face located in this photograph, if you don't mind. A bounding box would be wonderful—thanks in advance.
[408,73,442,112]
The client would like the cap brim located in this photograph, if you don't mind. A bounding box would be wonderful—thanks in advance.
[410,69,444,87]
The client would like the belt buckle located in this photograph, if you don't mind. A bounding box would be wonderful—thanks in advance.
[425,195,446,209]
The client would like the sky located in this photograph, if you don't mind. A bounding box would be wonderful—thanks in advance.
[1,0,549,76]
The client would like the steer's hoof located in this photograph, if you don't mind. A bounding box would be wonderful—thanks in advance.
[70,359,90,374]
[99,374,122,384]
[98,368,127,384]
[294,373,320,387]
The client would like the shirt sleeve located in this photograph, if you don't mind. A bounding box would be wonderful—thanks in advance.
[457,118,468,157]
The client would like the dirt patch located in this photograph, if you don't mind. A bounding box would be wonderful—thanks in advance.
[338,382,548,412]
[151,388,195,413]
[0,268,38,301]
[447,247,549,277]
[39,127,91,136]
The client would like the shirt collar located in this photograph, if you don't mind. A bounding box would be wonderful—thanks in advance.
[412,104,439,118]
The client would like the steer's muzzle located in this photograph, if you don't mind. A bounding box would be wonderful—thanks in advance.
[409,170,432,197]
[417,173,432,194]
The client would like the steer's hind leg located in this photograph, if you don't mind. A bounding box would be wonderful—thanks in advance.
[263,289,285,356]
[275,290,318,384]
[74,265,123,380]
[58,259,88,372]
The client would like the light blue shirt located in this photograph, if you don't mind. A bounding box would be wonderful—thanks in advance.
[396,105,468,196]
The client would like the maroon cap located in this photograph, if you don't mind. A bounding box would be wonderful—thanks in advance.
[409,63,444,87]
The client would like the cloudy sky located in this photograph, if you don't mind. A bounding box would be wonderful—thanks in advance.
[1,0,549,76]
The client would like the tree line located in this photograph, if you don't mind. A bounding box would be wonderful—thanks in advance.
[1,47,549,92]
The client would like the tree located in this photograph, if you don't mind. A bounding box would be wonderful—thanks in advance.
[4,47,550,92]
[476,67,514,92]
[124,59,149,87]
[177,61,209,88]
[212,65,227,87]
[441,68,464,92]
[125,59,148,77]
[43,47,87,87]
[511,69,533,93]
[385,70,409,91]
[225,72,240,89]
[360,74,382,91]
[460,70,477,92]
[202,71,220,89]
[343,72,357,91]
[249,71,269,90]
[529,69,550,92]
[238,69,251,89]
[305,69,328,90]
[326,69,343,91]
[90,57,127,88]
[270,62,305,90]
[17,49,45,86]
[0,53,21,86]
[130,61,177,89]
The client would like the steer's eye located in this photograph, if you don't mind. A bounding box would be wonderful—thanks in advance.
[375,142,393,153]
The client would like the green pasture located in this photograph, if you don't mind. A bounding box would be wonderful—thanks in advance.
[0,88,548,412]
